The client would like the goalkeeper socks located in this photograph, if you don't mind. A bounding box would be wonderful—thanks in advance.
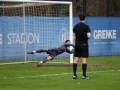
[36,49,43,53]
[42,59,48,63]
[82,64,87,77]
[73,63,77,76]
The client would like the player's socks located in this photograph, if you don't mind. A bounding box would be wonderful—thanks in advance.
[39,61,43,63]
[37,59,48,67]
[82,64,87,77]
[36,49,43,53]
[73,63,77,77]
[42,59,48,63]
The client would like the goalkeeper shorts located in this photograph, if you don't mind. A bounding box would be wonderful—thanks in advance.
[47,49,58,59]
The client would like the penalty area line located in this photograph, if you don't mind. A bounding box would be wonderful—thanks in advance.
[1,69,120,79]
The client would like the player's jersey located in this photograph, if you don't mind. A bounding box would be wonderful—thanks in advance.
[51,43,74,55]
[46,43,74,59]
[73,22,91,44]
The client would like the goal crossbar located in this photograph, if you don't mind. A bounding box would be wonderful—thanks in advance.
[0,0,72,4]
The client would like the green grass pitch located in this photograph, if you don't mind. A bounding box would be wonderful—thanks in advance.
[0,56,120,90]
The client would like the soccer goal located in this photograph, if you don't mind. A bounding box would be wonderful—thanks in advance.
[0,0,73,65]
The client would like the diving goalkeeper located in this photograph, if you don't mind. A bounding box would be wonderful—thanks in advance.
[27,40,74,67]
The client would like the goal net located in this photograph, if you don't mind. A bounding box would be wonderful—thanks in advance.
[0,0,73,65]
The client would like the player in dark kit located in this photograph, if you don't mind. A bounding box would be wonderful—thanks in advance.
[73,12,91,79]
[27,40,74,66]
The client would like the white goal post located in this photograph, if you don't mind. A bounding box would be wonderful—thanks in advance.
[0,0,73,65]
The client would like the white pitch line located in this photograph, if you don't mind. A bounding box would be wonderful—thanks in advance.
[1,69,120,79]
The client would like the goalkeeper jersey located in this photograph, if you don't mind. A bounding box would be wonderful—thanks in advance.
[50,43,74,54]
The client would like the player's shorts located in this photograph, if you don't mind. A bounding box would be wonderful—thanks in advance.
[74,43,89,58]
[47,48,58,59]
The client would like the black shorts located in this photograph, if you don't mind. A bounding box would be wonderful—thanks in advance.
[47,49,58,59]
[74,43,89,58]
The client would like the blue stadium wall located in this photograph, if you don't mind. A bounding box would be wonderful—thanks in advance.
[0,16,120,60]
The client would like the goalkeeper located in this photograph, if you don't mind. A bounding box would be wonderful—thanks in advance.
[27,40,74,66]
